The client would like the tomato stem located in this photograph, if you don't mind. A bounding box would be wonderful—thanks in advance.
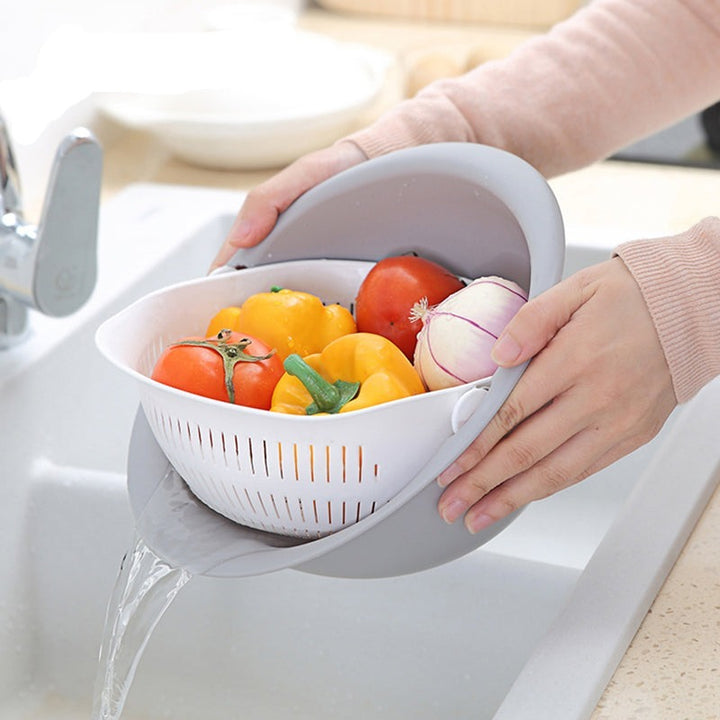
[171,330,274,403]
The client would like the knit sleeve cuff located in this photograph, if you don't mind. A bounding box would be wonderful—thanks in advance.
[614,217,720,403]
[341,84,480,159]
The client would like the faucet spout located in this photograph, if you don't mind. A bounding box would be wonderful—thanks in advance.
[0,113,103,346]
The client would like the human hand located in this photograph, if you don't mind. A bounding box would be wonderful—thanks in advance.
[436,256,677,533]
[210,141,367,270]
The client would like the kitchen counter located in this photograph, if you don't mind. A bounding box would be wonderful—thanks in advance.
[87,8,720,718]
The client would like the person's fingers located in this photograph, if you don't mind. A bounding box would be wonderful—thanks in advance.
[209,163,317,271]
[210,142,367,271]
[438,258,649,493]
[451,366,675,533]
[436,273,590,490]
[491,271,588,367]
[436,375,555,490]
[437,387,588,523]
[435,257,677,532]
[460,431,655,534]
[225,183,291,249]
[436,313,580,489]
[227,144,359,246]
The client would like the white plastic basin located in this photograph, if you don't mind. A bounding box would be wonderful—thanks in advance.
[1,184,718,720]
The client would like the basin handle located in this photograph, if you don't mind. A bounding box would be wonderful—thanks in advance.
[450,382,490,433]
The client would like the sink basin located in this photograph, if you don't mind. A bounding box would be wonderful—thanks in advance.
[1,184,718,720]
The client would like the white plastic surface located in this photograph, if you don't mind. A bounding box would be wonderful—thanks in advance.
[3,183,720,720]
[97,260,484,537]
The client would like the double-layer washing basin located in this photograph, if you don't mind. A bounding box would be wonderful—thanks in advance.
[1,183,718,720]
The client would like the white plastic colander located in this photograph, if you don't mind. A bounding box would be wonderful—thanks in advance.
[98,143,566,578]
[97,258,492,538]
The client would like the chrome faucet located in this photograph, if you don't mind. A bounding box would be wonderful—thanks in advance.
[0,111,103,347]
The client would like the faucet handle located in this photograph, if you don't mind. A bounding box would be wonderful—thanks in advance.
[33,128,103,317]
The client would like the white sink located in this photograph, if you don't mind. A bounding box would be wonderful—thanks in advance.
[1,184,718,720]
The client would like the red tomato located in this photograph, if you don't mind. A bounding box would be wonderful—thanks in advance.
[151,331,283,410]
[355,255,464,359]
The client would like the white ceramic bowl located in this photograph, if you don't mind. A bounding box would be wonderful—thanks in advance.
[90,29,392,169]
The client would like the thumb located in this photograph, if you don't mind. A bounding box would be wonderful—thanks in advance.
[491,275,583,367]
[210,141,367,272]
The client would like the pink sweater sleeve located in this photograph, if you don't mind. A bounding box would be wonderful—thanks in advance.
[615,220,720,403]
[344,0,720,401]
[348,0,720,176]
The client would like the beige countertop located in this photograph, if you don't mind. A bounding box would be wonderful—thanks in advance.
[93,8,720,718]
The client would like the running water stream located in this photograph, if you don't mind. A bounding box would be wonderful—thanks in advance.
[91,536,192,720]
[89,442,304,720]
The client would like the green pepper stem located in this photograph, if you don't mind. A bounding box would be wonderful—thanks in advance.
[283,354,359,415]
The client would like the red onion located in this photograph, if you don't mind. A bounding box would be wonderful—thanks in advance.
[412,276,527,390]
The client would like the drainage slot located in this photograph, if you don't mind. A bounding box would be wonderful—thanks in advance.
[247,437,255,475]
[262,439,270,476]
[256,491,269,517]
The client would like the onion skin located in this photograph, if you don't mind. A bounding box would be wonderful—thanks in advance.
[413,276,527,390]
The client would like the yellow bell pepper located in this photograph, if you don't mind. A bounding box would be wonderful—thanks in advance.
[271,332,426,415]
[206,306,243,337]
[205,286,356,360]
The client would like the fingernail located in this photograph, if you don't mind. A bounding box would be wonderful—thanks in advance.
[466,512,495,534]
[437,463,459,488]
[491,332,521,366]
[439,499,467,525]
[229,218,253,245]
[210,220,253,273]
[209,247,234,273]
